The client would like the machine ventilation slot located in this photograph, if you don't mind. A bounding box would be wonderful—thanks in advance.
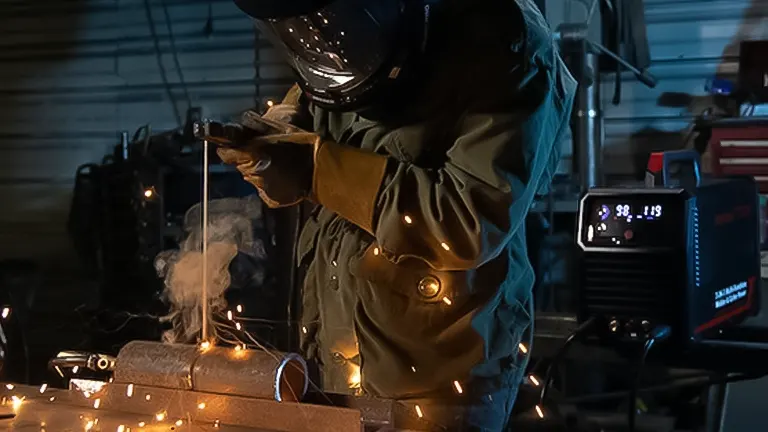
[582,253,682,320]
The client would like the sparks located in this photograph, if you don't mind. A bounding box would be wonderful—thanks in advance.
[5,384,13,390]
[227,310,233,321]
[529,375,540,386]
[214,420,221,428]
[198,402,206,410]
[175,420,183,427]
[39,384,48,393]
[10,396,23,411]
[126,384,134,397]
[93,398,101,409]
[235,322,242,330]
[411,366,416,372]
[85,420,94,431]
[138,422,146,427]
[54,366,64,378]
[266,100,275,108]
[373,247,380,256]
[155,412,166,421]
[453,381,463,394]
[348,365,361,389]
[414,404,423,418]
[518,343,528,354]
[145,394,151,401]
[1,308,9,319]
[117,425,126,432]
[72,366,80,374]
[442,297,453,305]
[236,305,243,313]
[200,341,211,352]
[404,215,413,225]
[48,396,55,402]
[143,188,154,198]
[441,242,450,251]
[535,405,544,418]
[302,326,308,334]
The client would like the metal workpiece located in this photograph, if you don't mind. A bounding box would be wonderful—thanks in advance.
[0,383,362,432]
[0,343,361,431]
[193,346,309,402]
[113,341,200,390]
[113,341,309,402]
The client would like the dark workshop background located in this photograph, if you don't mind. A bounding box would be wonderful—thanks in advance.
[0,0,293,304]
[0,0,765,429]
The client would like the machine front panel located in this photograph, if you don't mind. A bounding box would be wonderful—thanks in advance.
[580,193,686,250]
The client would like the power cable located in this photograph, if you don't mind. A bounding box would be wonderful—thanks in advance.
[160,0,193,111]
[143,0,183,126]
[628,325,671,432]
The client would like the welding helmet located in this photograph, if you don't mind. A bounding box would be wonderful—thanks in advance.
[234,0,436,111]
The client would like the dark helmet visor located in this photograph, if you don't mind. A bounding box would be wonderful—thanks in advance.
[255,0,403,95]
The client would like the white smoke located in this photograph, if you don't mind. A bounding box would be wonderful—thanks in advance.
[155,196,264,344]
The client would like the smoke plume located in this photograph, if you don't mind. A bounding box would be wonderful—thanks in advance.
[155,196,265,344]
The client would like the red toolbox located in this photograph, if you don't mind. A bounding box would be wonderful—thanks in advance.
[709,119,768,193]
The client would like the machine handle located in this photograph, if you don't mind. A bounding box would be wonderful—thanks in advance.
[661,150,701,187]
[646,150,702,188]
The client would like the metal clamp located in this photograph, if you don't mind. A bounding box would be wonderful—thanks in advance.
[49,351,116,373]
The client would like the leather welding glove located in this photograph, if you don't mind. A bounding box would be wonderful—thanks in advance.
[262,84,307,125]
[217,130,318,208]
[218,84,317,208]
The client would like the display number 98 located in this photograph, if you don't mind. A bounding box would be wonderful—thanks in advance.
[615,204,631,217]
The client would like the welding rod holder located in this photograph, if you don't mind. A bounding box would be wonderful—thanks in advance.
[193,111,284,148]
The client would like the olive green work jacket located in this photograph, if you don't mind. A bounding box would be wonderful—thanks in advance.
[295,0,577,399]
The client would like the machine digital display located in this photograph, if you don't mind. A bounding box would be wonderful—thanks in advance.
[582,195,684,248]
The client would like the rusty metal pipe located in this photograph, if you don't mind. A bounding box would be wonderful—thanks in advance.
[193,346,308,402]
[112,341,308,401]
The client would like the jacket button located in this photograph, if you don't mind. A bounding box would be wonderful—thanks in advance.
[417,276,441,299]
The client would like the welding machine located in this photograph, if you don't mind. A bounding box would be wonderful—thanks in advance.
[576,150,762,368]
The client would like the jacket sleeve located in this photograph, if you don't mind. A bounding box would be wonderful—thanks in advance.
[312,60,575,271]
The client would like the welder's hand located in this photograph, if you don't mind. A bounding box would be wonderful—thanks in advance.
[261,84,307,125]
[262,103,302,124]
[217,131,319,208]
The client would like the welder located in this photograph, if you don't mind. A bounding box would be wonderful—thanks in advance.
[219,0,576,429]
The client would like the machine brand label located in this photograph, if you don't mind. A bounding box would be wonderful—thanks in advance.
[714,204,752,225]
[714,280,749,310]
[696,277,756,334]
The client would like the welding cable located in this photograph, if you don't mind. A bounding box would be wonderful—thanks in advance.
[160,0,193,112]
[627,325,671,432]
[143,0,183,126]
[538,317,599,408]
